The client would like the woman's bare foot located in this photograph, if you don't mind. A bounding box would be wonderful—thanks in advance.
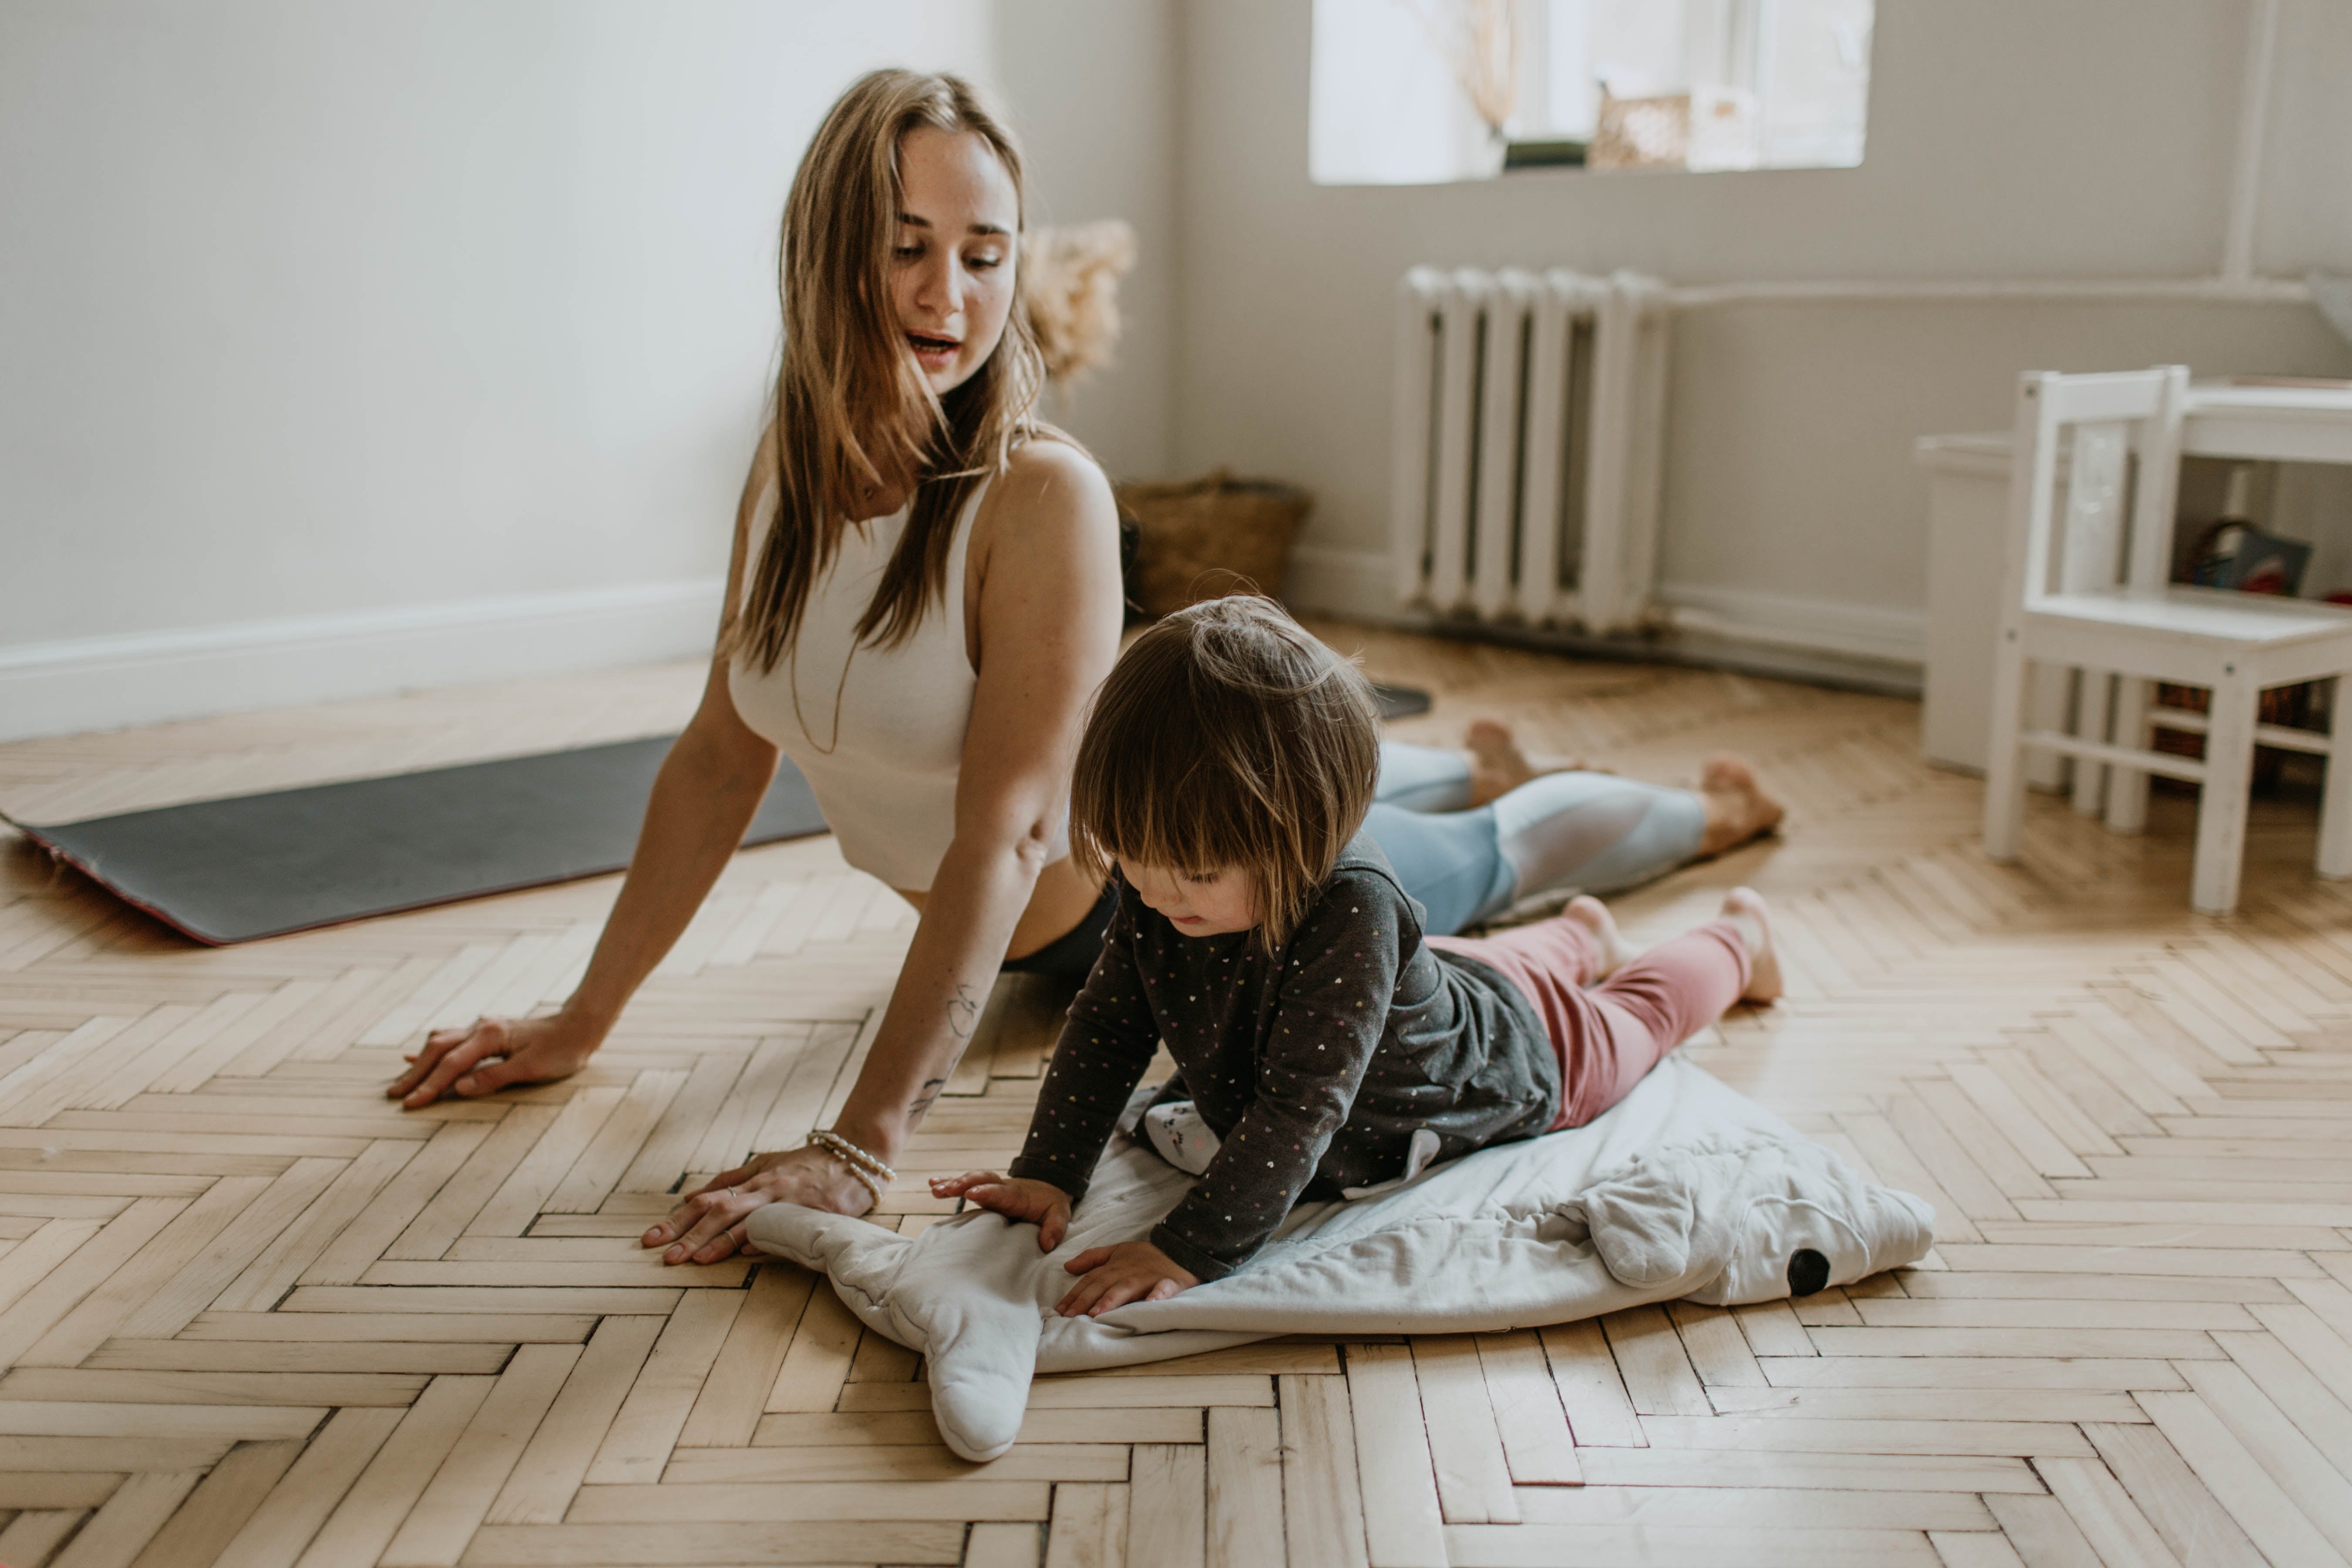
[1697,755,1786,858]
[1561,895,1633,982]
[1719,887,1783,1004]
[1464,719,1603,807]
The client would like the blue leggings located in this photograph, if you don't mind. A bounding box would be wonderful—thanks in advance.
[1006,742,1707,979]
[1367,742,1707,937]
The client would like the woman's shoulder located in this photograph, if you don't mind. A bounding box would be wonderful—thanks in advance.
[971,430,1119,565]
[995,430,1111,507]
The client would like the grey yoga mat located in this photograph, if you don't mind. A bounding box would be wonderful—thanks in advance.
[5,737,829,946]
[1370,682,1431,720]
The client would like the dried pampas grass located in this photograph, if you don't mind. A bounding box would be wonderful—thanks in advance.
[1022,220,1136,386]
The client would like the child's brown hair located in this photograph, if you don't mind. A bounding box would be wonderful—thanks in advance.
[1070,596,1381,949]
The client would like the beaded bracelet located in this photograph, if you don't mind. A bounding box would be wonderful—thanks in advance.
[809,1128,895,1182]
[805,1129,892,1206]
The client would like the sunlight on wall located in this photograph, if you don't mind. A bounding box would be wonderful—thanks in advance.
[1309,0,1496,184]
[1311,0,1872,185]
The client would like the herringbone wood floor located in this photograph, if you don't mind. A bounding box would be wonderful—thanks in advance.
[1,624,2349,1567]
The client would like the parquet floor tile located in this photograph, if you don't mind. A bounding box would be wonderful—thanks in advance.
[2,625,2349,1564]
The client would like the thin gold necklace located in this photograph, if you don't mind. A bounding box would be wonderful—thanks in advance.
[785,637,858,757]
[787,510,892,757]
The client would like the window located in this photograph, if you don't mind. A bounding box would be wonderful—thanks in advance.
[1310,0,1873,185]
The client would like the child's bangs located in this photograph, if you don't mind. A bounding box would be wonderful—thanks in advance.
[1085,749,1272,879]
[1070,596,1383,946]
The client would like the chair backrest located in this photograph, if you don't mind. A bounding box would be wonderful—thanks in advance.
[1999,365,2189,617]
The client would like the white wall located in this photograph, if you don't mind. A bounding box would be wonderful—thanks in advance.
[0,0,1181,742]
[996,0,1181,480]
[1307,0,1497,187]
[10,0,2347,742]
[1174,0,2352,662]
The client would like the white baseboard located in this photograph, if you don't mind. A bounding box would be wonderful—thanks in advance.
[1287,546,1924,656]
[0,563,1928,744]
[1283,545,1923,688]
[1285,545,1420,625]
[0,579,725,744]
[1655,582,1925,668]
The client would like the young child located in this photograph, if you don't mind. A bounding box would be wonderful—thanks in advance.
[931,597,1781,1317]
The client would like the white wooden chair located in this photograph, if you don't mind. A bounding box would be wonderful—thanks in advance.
[1982,365,2352,914]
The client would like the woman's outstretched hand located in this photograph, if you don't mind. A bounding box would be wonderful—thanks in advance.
[643,1147,877,1265]
[1056,1241,1198,1317]
[929,1171,1073,1252]
[388,1015,599,1109]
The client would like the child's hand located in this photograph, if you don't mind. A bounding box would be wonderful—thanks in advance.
[928,1171,1073,1251]
[1056,1241,1200,1317]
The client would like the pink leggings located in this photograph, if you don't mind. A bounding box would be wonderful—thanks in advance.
[1429,915,1751,1131]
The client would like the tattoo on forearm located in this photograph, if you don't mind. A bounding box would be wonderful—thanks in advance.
[908,986,985,1126]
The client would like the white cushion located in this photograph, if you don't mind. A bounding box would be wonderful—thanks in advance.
[747,1055,1932,1461]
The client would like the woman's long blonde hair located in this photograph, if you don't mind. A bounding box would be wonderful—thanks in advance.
[728,70,1047,672]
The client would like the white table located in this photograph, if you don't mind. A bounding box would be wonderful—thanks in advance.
[1919,380,2352,773]
[2183,381,2352,464]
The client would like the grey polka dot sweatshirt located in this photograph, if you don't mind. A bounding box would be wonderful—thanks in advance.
[1007,834,1558,1281]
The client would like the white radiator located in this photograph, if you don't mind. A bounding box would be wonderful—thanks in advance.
[1388,267,1672,636]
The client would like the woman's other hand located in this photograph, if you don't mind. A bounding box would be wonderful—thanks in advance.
[1055,1241,1199,1316]
[929,1171,1073,1251]
[642,1147,878,1265]
[388,1014,598,1109]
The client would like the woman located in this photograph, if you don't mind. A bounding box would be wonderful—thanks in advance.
[389,70,1782,1265]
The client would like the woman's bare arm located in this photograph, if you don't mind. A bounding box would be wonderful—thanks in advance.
[832,445,1123,1147]
[390,438,781,1107]
[643,439,1124,1261]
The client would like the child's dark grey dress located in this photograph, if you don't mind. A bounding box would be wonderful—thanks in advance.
[1007,836,1561,1280]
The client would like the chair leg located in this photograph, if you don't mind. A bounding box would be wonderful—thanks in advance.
[2106,676,2152,835]
[2026,663,2070,793]
[2192,671,2260,915]
[1983,631,2032,862]
[2319,677,2352,880]
[2072,667,2112,817]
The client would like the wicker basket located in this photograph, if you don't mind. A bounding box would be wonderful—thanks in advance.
[1588,90,1690,171]
[1114,471,1312,617]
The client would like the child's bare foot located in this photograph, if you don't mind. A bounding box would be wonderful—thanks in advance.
[1561,895,1632,982]
[1719,887,1783,1004]
[1697,756,1786,857]
[1464,719,1604,807]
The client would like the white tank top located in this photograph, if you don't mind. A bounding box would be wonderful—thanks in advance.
[727,477,1003,892]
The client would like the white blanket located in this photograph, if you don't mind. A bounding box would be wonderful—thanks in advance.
[748,1056,1933,1461]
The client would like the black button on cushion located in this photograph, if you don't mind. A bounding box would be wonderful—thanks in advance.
[1787,1248,1830,1297]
